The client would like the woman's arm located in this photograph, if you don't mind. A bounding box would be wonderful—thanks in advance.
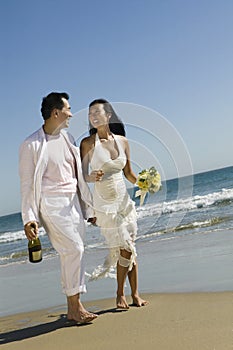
[80,138,92,182]
[80,137,104,183]
[122,137,137,184]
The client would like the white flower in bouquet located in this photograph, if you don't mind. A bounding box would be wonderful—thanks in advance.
[135,166,162,205]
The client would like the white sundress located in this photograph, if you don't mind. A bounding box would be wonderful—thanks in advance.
[89,133,137,280]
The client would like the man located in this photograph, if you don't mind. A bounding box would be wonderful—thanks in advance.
[19,92,97,324]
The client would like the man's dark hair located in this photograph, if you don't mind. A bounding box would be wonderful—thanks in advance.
[41,92,69,120]
[89,98,126,136]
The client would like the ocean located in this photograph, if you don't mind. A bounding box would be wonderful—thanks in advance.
[1,165,233,267]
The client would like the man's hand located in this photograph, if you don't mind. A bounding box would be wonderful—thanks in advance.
[24,221,39,240]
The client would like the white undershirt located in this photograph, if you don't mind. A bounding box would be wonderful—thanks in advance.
[41,133,77,194]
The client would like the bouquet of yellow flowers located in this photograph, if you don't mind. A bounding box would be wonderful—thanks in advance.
[135,166,162,206]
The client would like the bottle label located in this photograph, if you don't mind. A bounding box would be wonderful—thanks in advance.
[32,250,42,261]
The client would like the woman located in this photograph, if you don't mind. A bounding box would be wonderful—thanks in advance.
[80,99,148,309]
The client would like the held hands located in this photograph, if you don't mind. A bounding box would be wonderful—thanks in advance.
[87,217,97,225]
[89,170,104,182]
[24,221,39,240]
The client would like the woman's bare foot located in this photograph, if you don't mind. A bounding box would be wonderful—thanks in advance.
[116,295,129,309]
[132,294,149,307]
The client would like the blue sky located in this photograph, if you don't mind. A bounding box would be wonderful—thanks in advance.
[1,0,233,216]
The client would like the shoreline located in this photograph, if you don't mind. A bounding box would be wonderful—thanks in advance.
[1,227,233,349]
[1,292,233,350]
[1,228,233,317]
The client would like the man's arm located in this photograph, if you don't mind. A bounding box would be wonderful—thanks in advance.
[19,140,39,236]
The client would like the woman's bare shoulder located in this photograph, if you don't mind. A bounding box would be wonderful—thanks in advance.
[80,134,95,148]
[116,135,129,146]
[116,134,127,141]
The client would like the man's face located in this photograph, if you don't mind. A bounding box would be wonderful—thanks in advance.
[56,98,72,129]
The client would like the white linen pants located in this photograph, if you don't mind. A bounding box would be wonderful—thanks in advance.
[40,193,86,296]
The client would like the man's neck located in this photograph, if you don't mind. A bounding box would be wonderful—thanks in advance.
[43,124,61,136]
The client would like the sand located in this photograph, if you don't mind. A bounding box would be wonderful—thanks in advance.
[1,292,233,350]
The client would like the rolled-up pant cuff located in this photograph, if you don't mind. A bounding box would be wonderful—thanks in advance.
[64,285,87,297]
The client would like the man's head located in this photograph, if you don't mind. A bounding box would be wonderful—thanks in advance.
[41,92,72,132]
[41,92,70,120]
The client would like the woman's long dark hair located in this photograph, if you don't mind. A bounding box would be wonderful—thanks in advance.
[89,98,126,136]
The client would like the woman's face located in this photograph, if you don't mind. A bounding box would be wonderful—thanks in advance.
[89,103,110,128]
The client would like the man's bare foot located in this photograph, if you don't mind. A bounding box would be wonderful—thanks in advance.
[132,295,149,307]
[67,295,97,324]
[67,310,97,324]
[116,295,129,309]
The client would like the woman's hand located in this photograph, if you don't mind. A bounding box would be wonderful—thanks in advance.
[89,170,104,182]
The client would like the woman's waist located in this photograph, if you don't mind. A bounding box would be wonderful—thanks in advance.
[94,172,126,201]
[101,171,123,181]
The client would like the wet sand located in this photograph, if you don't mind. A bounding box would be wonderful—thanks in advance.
[1,292,233,350]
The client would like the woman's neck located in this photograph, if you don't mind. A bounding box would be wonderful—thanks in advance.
[97,126,112,140]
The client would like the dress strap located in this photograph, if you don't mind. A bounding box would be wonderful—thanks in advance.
[112,134,124,157]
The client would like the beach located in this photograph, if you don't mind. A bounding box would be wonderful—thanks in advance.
[1,228,233,317]
[1,228,233,349]
[1,292,233,350]
[1,167,233,348]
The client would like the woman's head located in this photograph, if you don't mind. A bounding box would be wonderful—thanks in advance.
[88,99,126,136]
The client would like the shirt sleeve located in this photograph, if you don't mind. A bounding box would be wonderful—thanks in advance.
[19,140,39,225]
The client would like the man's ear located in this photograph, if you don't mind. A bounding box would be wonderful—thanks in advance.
[51,108,58,118]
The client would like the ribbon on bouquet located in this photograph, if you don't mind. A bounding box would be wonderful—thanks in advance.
[134,188,148,206]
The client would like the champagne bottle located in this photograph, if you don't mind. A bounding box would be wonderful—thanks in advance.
[28,236,42,263]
